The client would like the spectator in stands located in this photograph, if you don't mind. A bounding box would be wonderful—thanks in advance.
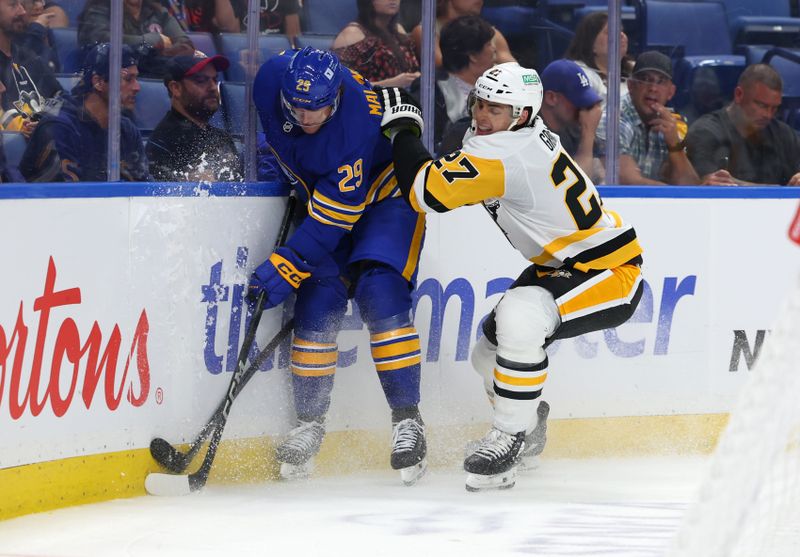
[18,0,59,72]
[420,14,495,153]
[686,64,800,186]
[162,0,240,33]
[596,51,699,185]
[0,79,25,131]
[540,59,604,182]
[250,0,300,45]
[78,0,195,78]
[333,0,420,88]
[162,0,242,33]
[409,0,515,69]
[399,0,420,31]
[20,43,151,182]
[0,0,62,138]
[162,0,301,45]
[147,53,242,181]
[564,12,633,106]
[681,66,724,125]
[42,1,67,27]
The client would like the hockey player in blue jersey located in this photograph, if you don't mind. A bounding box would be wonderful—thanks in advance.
[250,47,428,485]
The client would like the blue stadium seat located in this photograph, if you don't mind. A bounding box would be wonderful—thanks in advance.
[220,82,263,137]
[218,34,293,82]
[633,0,746,112]
[536,0,637,31]
[187,32,218,58]
[51,27,82,74]
[718,0,800,47]
[763,48,800,131]
[302,0,357,35]
[295,34,337,51]
[3,131,26,176]
[132,78,171,136]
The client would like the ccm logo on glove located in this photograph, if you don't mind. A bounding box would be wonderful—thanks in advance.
[269,252,311,287]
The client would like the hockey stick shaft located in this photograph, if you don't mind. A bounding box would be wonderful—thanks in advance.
[150,193,297,473]
[146,319,294,495]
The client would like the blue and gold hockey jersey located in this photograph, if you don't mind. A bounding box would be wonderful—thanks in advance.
[253,53,402,265]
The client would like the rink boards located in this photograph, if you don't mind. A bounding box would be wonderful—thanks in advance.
[0,183,798,519]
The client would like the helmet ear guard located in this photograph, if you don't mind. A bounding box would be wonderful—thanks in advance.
[280,46,344,127]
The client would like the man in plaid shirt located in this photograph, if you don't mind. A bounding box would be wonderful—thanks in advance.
[597,51,699,185]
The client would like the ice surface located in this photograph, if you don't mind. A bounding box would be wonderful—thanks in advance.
[0,456,708,557]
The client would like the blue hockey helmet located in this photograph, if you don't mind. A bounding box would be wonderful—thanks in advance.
[280,47,344,127]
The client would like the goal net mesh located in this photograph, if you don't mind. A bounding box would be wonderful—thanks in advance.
[670,272,800,557]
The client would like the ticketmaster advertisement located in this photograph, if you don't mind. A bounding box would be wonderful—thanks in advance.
[0,189,798,469]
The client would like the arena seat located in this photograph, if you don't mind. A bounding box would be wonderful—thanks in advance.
[220,82,263,137]
[763,47,800,131]
[51,27,82,74]
[132,78,171,136]
[633,0,746,113]
[218,34,293,82]
[719,0,800,47]
[187,32,219,58]
[302,0,357,35]
[295,34,337,51]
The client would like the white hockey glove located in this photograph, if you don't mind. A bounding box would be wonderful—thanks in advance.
[376,86,424,142]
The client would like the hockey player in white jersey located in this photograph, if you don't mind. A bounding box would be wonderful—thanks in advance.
[379,63,644,491]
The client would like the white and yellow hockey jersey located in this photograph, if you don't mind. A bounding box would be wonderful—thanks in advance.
[407,117,642,272]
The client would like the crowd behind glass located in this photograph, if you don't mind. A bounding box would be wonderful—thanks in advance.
[0,0,797,186]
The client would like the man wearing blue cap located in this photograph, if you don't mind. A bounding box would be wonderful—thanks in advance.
[540,59,603,182]
[19,42,151,182]
[147,53,241,181]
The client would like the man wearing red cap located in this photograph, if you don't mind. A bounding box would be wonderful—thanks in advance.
[147,53,241,181]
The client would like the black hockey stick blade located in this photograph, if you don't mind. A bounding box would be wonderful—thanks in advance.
[148,420,216,474]
[145,319,294,496]
[145,425,225,496]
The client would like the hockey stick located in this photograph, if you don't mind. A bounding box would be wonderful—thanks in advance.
[146,194,297,485]
[145,318,294,495]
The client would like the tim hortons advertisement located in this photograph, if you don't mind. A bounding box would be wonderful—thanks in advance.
[0,192,798,468]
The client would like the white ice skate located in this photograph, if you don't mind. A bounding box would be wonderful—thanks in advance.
[464,428,525,492]
[276,420,325,481]
[391,417,427,486]
[519,400,550,472]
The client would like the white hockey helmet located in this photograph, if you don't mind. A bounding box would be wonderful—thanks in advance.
[471,62,544,129]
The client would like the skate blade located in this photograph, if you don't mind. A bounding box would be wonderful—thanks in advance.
[399,459,427,486]
[279,460,313,481]
[465,467,518,492]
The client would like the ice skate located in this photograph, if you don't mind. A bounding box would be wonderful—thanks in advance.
[464,428,525,492]
[519,400,550,472]
[391,417,427,486]
[276,420,325,480]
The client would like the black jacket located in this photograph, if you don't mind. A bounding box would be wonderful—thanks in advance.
[147,107,242,182]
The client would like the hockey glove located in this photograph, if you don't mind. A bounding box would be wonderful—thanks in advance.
[247,247,313,310]
[375,86,424,142]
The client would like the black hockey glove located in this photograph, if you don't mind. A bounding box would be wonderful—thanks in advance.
[375,86,424,142]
